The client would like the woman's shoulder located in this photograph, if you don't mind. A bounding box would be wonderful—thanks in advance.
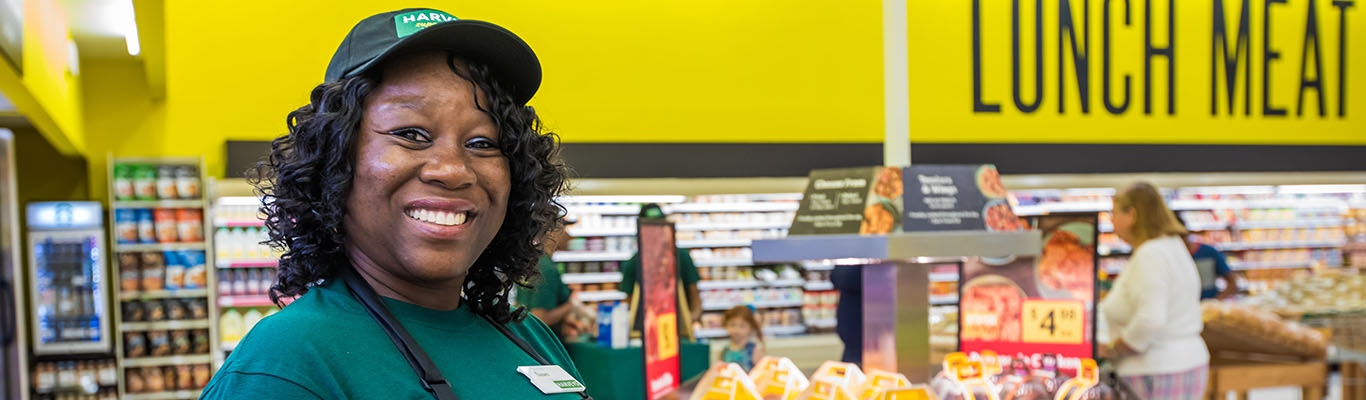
[225,285,370,363]
[1131,236,1186,259]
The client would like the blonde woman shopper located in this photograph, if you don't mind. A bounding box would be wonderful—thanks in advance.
[1099,182,1208,399]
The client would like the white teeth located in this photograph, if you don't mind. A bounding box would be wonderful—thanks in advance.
[407,209,467,226]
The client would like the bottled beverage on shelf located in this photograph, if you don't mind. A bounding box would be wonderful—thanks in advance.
[31,359,118,395]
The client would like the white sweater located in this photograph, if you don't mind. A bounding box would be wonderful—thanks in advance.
[1099,236,1209,376]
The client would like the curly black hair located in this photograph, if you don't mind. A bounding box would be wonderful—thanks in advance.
[249,52,569,324]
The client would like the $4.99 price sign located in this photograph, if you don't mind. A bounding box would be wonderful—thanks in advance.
[1021,299,1084,344]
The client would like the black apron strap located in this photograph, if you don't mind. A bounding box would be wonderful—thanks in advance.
[340,268,458,400]
[481,314,592,400]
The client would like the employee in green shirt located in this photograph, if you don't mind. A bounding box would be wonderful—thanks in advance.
[202,8,588,399]
[520,219,587,340]
[619,204,703,323]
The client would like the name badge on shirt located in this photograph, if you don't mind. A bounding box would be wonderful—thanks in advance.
[517,365,586,394]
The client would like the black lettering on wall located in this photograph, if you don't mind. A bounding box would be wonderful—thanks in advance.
[1212,0,1253,116]
[1145,0,1176,115]
[1264,0,1289,116]
[1298,0,1326,117]
[973,0,1002,113]
[1013,0,1045,113]
[1104,0,1133,114]
[1333,0,1354,117]
[1059,0,1091,113]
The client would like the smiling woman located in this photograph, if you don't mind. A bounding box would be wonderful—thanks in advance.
[198,8,589,400]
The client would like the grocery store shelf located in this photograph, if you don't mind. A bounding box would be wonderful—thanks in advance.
[698,280,759,290]
[666,202,799,213]
[119,288,210,301]
[694,258,754,268]
[217,259,279,268]
[676,239,754,248]
[803,281,834,291]
[577,291,626,302]
[806,318,837,328]
[702,299,804,311]
[1213,240,1348,251]
[123,389,204,400]
[753,231,1041,263]
[766,325,808,336]
[561,272,623,285]
[1098,245,1132,256]
[695,325,807,339]
[929,272,960,282]
[551,251,633,263]
[1013,201,1111,216]
[675,221,791,232]
[121,354,212,368]
[1185,222,1231,231]
[566,227,636,237]
[800,262,835,271]
[121,319,211,331]
[564,204,641,215]
[1229,260,1342,271]
[219,295,274,307]
[113,200,204,209]
[115,242,206,252]
[930,295,959,305]
[1235,219,1345,229]
[213,218,265,227]
[1169,199,1347,211]
[698,278,804,291]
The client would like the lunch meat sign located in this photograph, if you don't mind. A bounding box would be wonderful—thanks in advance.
[906,0,1363,145]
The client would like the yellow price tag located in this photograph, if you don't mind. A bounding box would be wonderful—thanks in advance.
[1021,299,1084,344]
[655,313,679,359]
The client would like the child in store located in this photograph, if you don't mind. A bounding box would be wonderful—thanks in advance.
[721,305,766,371]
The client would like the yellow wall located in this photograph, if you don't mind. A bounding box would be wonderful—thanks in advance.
[80,59,167,202]
[0,0,85,156]
[128,1,885,180]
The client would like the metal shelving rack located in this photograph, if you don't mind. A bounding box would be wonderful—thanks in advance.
[751,230,1041,382]
[108,156,219,400]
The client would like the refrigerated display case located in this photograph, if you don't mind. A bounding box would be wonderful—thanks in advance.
[25,201,111,355]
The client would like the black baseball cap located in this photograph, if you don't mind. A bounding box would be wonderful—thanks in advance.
[325,8,541,104]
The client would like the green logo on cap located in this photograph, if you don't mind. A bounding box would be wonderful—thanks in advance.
[553,380,583,389]
[394,10,457,38]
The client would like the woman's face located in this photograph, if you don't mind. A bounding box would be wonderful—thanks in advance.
[345,51,510,288]
[1111,204,1136,245]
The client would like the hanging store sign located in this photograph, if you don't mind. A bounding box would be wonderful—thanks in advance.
[906,0,1364,144]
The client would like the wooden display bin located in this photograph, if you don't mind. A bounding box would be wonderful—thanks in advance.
[1205,353,1326,400]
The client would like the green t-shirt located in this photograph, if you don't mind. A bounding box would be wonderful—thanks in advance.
[517,256,572,311]
[618,248,701,294]
[201,278,585,399]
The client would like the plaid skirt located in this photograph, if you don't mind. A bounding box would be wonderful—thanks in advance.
[1121,364,1209,400]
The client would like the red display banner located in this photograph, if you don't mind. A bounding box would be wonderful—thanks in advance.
[959,214,1097,373]
[638,220,680,399]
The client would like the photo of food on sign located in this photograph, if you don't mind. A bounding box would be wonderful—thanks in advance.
[983,199,1025,231]
[860,166,905,234]
[959,256,1040,343]
[1036,221,1097,302]
[975,165,1007,199]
